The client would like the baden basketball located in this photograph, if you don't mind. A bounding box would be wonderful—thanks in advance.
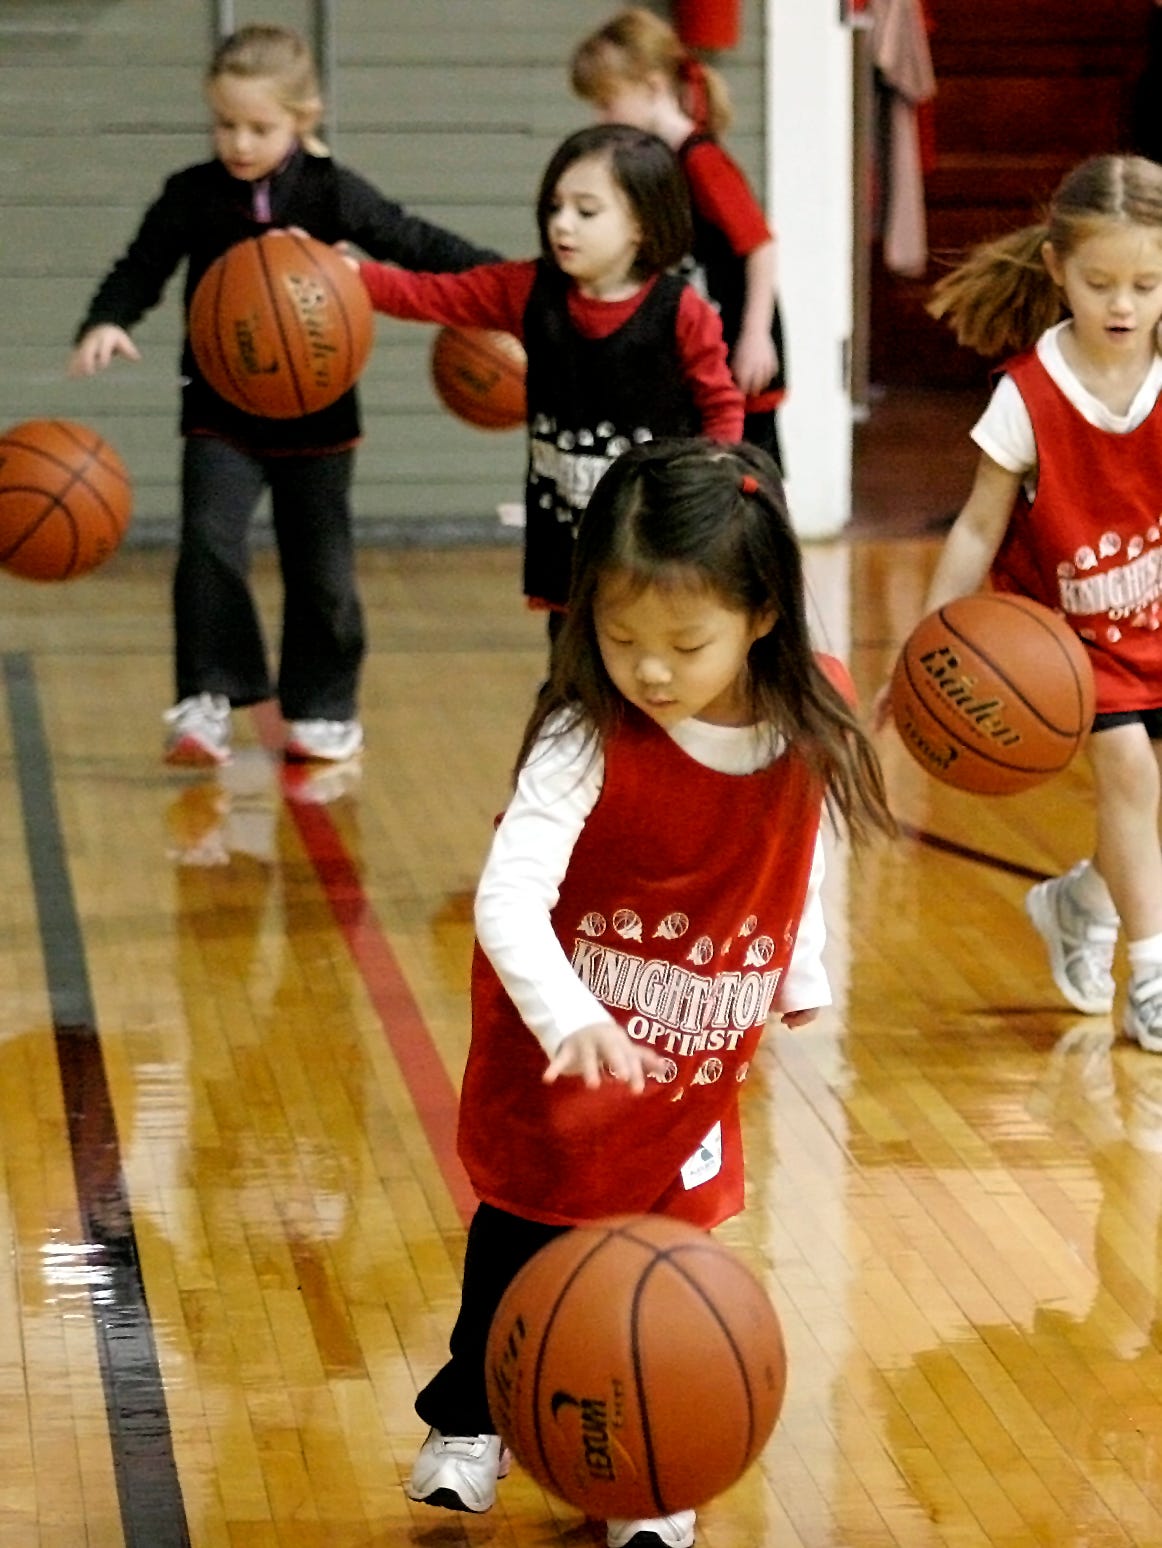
[890,592,1095,796]
[188,230,373,418]
[0,418,132,581]
[485,1214,786,1518]
[430,326,526,430]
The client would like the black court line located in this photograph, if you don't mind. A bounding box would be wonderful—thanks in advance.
[4,654,190,1547]
[896,818,1052,884]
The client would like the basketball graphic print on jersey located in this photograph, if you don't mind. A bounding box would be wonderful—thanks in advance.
[568,901,785,1079]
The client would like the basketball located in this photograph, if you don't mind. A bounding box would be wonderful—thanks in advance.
[890,592,1095,796]
[430,326,526,430]
[485,1214,786,1519]
[0,418,132,581]
[188,229,374,418]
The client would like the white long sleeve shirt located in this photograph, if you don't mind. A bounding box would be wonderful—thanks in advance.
[474,715,830,1058]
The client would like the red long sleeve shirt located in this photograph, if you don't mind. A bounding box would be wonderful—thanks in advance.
[359,257,744,441]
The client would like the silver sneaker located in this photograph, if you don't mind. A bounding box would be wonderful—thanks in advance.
[1125,972,1162,1054]
[405,1428,508,1513]
[284,718,363,763]
[1025,865,1117,1015]
[163,693,231,767]
[607,1512,696,1548]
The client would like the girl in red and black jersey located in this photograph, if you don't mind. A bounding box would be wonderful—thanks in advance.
[884,154,1162,1052]
[402,439,893,1548]
[571,7,788,471]
[355,124,742,643]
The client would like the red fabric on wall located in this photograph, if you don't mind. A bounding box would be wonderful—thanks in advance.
[918,0,936,171]
[672,0,740,51]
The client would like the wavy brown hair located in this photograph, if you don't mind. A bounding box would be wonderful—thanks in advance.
[928,154,1162,355]
[570,6,734,137]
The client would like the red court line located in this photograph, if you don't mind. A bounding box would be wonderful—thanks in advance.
[281,792,477,1227]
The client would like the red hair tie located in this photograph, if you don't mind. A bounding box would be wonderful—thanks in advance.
[739,474,759,495]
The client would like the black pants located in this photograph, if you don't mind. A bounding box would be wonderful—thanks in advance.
[174,436,365,719]
[415,1203,569,1434]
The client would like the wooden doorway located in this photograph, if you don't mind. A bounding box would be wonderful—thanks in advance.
[869,0,1153,391]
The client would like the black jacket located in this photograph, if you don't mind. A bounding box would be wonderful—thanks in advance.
[76,146,498,451]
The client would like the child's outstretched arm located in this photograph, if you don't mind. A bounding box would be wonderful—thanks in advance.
[873,449,1023,729]
[733,238,778,397]
[356,257,534,339]
[69,174,191,377]
[925,449,1023,610]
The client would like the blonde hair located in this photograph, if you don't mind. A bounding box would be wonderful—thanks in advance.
[207,24,328,157]
[928,154,1162,356]
[571,6,733,137]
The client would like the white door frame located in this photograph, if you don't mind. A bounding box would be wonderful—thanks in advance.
[766,0,854,539]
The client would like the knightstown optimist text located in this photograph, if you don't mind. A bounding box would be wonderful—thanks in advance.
[569,937,784,1054]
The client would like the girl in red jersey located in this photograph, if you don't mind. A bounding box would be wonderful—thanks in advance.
[354,124,742,646]
[887,154,1162,1050]
[404,439,893,1548]
[570,7,787,471]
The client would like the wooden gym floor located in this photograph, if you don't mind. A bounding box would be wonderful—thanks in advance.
[4,392,1162,1547]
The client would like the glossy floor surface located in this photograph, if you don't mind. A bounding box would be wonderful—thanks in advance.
[0,499,1157,1546]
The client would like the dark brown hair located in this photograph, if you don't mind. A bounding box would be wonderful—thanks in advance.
[535,124,692,280]
[518,438,894,843]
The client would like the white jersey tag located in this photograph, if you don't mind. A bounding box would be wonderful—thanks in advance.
[681,1121,722,1190]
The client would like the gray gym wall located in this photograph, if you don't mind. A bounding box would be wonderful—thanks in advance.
[0,0,766,545]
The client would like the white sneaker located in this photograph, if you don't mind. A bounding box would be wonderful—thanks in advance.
[607,1511,696,1548]
[284,718,363,763]
[405,1428,509,1513]
[1125,972,1162,1054]
[281,758,362,806]
[1025,865,1117,1015]
[163,693,231,767]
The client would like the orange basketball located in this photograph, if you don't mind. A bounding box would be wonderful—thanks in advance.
[0,419,132,581]
[430,325,526,430]
[188,230,373,418]
[890,592,1095,795]
[485,1214,786,1519]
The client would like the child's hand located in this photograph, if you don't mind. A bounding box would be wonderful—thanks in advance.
[779,1007,820,1030]
[544,1020,667,1092]
[730,328,778,398]
[68,326,140,377]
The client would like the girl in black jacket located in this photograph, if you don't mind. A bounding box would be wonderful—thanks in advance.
[70,23,496,767]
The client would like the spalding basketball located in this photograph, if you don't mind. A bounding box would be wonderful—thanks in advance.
[430,326,526,430]
[188,230,373,418]
[485,1214,786,1518]
[890,592,1095,796]
[0,419,132,581]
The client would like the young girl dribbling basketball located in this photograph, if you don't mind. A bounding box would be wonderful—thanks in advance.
[570,7,788,470]
[353,124,743,645]
[889,154,1162,1049]
[68,24,495,768]
[406,439,893,1548]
